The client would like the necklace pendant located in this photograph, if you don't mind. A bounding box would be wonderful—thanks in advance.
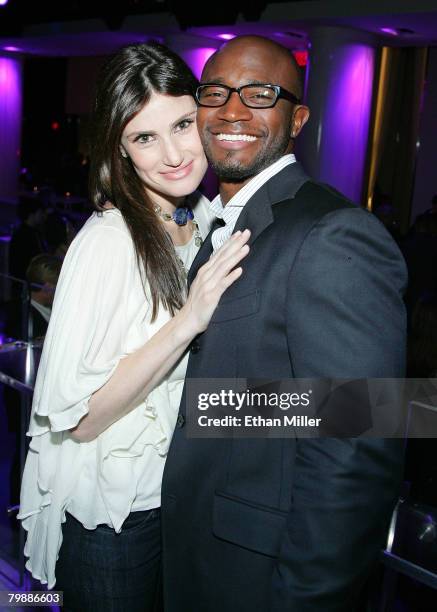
[195,236,203,247]
[173,207,193,226]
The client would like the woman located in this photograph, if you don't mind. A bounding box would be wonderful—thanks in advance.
[18,42,249,611]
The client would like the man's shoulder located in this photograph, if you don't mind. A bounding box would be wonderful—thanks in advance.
[295,180,357,213]
[272,178,360,227]
[268,162,356,215]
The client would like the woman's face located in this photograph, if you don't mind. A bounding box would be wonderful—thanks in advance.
[120,93,208,205]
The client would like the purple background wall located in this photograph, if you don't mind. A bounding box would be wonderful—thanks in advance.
[0,56,22,202]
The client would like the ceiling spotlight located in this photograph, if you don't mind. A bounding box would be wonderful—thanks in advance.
[381,27,416,36]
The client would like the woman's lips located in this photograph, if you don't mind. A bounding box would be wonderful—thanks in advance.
[160,160,194,180]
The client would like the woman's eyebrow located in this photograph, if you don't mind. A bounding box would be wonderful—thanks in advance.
[171,110,196,129]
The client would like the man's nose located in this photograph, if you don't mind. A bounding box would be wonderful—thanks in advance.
[216,91,254,122]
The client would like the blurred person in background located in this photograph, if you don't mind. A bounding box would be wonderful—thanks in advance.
[44,210,76,258]
[26,253,63,339]
[9,196,47,280]
[405,292,437,501]
[404,290,437,606]
[4,254,62,523]
[402,213,437,318]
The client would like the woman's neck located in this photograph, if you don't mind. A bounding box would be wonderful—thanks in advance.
[146,190,185,216]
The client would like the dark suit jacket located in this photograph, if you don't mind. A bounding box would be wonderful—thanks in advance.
[161,163,407,611]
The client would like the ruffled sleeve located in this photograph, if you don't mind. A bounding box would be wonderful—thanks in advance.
[29,220,139,436]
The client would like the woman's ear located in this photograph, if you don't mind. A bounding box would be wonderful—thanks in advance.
[120,146,128,159]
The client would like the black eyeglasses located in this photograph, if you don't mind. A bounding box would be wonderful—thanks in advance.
[196,83,301,109]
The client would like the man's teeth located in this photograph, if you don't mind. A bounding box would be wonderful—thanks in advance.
[216,133,257,142]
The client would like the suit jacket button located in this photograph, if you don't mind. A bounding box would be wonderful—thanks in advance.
[190,340,200,354]
[176,413,185,428]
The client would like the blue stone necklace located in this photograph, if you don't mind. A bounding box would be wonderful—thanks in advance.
[153,203,193,225]
[154,202,202,247]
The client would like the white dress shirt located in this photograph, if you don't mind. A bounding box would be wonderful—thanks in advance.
[210,154,296,251]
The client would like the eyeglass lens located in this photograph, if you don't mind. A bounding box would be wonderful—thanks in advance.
[198,85,278,107]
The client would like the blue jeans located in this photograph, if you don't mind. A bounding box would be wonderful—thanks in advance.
[56,509,162,612]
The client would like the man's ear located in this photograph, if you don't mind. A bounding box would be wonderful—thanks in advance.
[291,105,310,138]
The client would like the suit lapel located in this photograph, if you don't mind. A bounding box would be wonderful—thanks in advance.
[187,218,221,286]
[233,183,274,245]
[234,162,309,246]
[187,162,309,284]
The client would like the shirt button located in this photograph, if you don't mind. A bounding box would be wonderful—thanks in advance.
[176,413,185,428]
[190,340,200,354]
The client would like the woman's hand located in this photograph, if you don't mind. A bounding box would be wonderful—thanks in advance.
[180,229,251,335]
[71,229,250,442]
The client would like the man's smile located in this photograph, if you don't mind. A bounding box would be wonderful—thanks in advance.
[207,131,263,151]
[216,134,258,142]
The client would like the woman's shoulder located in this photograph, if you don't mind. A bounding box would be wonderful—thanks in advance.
[76,208,130,243]
[63,208,133,266]
[84,206,125,229]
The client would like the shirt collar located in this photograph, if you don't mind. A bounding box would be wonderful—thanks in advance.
[31,299,52,323]
[209,154,296,220]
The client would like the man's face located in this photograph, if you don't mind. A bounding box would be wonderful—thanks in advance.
[197,41,306,182]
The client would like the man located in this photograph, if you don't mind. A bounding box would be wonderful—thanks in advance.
[5,253,62,342]
[25,253,63,338]
[162,36,407,611]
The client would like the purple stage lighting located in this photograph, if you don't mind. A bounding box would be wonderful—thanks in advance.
[183,47,217,79]
[217,34,235,40]
[0,0,9,6]
[381,27,399,36]
[302,37,375,204]
[0,57,22,200]
[323,45,374,202]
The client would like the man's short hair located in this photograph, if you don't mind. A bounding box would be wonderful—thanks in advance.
[26,254,62,288]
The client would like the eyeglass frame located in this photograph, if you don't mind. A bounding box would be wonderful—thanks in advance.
[195,83,301,109]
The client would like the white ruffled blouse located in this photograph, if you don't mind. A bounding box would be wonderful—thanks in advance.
[18,192,213,588]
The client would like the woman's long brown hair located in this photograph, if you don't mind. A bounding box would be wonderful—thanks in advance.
[89,42,199,321]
